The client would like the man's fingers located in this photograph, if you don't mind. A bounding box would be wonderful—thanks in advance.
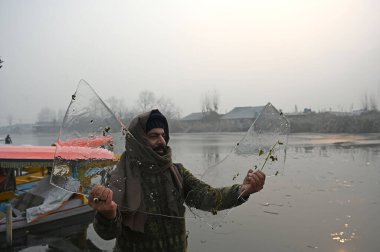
[99,187,109,201]
[242,169,266,195]
[251,173,264,191]
[251,173,260,187]
[106,189,113,205]
[256,170,266,179]
[252,170,266,185]
[89,185,108,203]
[90,185,102,198]
[246,169,254,176]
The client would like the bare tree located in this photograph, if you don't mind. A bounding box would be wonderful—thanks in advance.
[212,90,219,112]
[37,107,56,123]
[369,94,378,111]
[57,109,66,124]
[134,91,180,120]
[0,57,3,69]
[7,114,13,126]
[361,93,369,111]
[106,96,128,119]
[156,96,181,119]
[362,92,378,111]
[201,90,219,113]
[201,93,211,113]
[136,90,157,113]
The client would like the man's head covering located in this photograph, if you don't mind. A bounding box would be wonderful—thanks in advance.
[146,109,167,133]
[127,109,170,145]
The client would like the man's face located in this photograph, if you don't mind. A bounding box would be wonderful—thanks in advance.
[146,128,167,155]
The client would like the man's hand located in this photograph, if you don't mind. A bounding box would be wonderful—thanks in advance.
[239,169,266,198]
[89,185,118,220]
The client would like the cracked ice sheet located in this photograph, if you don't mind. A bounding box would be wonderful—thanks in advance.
[51,80,125,196]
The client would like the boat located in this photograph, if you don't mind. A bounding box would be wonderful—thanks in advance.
[0,145,53,202]
[0,138,117,248]
[0,177,95,248]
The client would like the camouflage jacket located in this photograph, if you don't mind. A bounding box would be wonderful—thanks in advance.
[93,163,247,252]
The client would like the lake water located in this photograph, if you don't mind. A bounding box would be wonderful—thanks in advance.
[3,132,380,252]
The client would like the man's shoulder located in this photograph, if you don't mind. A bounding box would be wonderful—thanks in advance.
[173,163,184,170]
[174,162,190,175]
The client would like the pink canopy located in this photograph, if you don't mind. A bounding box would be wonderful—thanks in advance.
[0,145,115,160]
[57,135,114,147]
[0,145,115,169]
[55,145,115,160]
[0,146,56,160]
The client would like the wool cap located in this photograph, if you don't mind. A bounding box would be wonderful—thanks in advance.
[146,109,167,133]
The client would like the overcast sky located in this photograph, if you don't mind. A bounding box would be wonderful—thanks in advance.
[1,0,379,126]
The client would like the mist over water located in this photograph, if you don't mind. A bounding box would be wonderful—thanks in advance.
[3,132,380,252]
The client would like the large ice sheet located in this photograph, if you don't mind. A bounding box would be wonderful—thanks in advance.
[185,103,290,228]
[50,80,125,195]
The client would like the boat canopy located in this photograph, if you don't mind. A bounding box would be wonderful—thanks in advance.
[0,145,116,169]
[57,135,113,147]
[0,146,55,169]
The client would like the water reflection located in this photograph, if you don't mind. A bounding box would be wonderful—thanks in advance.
[171,133,241,176]
[202,145,221,168]
[331,229,356,244]
[292,144,380,163]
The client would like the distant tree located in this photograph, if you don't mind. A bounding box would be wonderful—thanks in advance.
[201,93,212,113]
[294,105,298,113]
[134,90,181,120]
[212,90,219,112]
[136,90,157,113]
[7,114,13,126]
[106,96,128,119]
[0,57,3,69]
[361,93,369,111]
[57,109,66,123]
[201,90,219,113]
[156,96,181,119]
[369,94,378,111]
[362,92,378,111]
[37,107,56,123]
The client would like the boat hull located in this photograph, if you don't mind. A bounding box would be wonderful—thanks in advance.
[0,204,95,248]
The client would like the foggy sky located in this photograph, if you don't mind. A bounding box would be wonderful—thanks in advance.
[1,0,380,126]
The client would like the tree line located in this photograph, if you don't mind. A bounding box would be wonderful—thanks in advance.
[4,85,380,134]
[29,89,219,127]
[288,110,380,133]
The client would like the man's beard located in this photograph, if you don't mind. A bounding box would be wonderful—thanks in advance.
[153,144,168,156]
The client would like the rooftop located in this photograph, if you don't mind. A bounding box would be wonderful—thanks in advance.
[220,106,265,120]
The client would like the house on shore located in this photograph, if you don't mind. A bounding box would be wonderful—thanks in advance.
[180,111,221,132]
[219,106,265,131]
[180,106,265,132]
[181,112,205,122]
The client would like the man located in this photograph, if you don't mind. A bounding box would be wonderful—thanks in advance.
[89,109,266,252]
[5,134,12,144]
